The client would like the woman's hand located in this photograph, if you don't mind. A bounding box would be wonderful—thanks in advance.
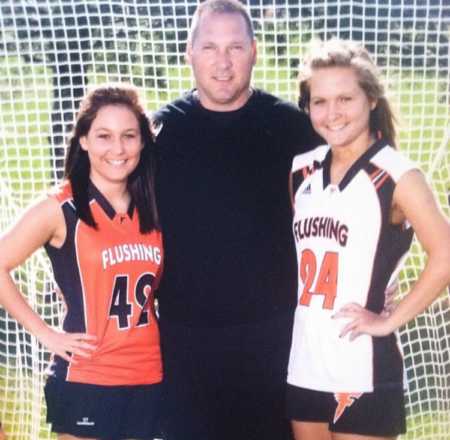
[38,328,97,363]
[333,302,393,341]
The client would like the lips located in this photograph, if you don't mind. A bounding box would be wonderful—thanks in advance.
[326,124,346,132]
[213,75,233,81]
[106,159,127,166]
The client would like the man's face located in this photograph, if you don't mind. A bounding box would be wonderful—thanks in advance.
[186,11,257,112]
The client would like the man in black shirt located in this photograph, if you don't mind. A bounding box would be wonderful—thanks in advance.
[153,1,320,439]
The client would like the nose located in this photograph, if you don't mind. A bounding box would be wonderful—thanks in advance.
[110,137,125,154]
[327,101,341,121]
[215,48,232,69]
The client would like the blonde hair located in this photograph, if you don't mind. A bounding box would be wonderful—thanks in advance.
[298,38,397,148]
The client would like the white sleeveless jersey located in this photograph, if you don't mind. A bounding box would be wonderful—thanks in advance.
[287,141,416,393]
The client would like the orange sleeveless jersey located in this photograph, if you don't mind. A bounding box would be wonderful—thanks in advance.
[45,182,163,386]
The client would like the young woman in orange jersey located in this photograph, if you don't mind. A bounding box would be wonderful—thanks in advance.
[0,84,163,439]
[287,39,450,440]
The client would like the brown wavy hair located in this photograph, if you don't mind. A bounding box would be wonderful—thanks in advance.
[64,83,159,233]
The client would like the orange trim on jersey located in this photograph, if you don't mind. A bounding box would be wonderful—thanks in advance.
[369,168,384,180]
[374,173,390,190]
[302,166,313,179]
[369,167,390,190]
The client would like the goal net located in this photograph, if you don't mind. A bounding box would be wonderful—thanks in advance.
[0,0,449,438]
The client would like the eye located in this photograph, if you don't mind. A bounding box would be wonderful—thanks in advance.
[340,96,352,103]
[98,133,110,140]
[310,99,324,106]
[230,44,243,51]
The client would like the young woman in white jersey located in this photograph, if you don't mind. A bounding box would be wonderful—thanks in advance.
[286,39,450,440]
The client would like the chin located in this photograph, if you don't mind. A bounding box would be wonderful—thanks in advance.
[212,91,235,103]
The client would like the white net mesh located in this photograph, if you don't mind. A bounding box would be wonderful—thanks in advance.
[1,0,449,439]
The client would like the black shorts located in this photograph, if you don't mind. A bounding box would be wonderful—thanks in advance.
[286,384,406,437]
[159,313,294,440]
[44,377,162,439]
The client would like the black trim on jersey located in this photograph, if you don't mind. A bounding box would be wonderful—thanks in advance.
[362,160,414,388]
[322,139,388,190]
[292,161,323,197]
[45,199,87,380]
[364,164,413,313]
[292,170,304,196]
[88,183,135,221]
[45,202,86,336]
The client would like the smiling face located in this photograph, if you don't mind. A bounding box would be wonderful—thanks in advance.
[308,67,376,154]
[186,11,257,111]
[79,104,142,190]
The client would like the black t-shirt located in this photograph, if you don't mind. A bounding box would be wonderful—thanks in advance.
[153,89,320,327]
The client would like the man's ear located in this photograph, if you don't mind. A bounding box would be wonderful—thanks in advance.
[251,38,257,66]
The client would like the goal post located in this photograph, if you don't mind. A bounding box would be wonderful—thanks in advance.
[1,0,449,439]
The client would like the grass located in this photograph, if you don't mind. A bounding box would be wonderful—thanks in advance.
[0,365,53,439]
[404,412,450,440]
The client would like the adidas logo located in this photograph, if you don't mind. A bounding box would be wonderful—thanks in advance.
[302,183,312,194]
[76,416,95,426]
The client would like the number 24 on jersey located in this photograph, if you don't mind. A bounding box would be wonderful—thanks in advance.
[299,249,338,310]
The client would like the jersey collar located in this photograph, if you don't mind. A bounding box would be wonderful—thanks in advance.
[322,139,389,191]
[88,182,135,221]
